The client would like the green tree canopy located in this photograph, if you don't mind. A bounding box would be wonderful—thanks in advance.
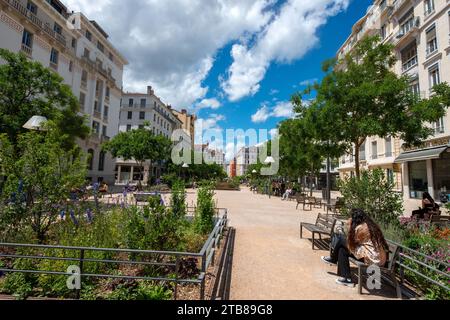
[102,128,172,184]
[303,36,450,178]
[0,49,89,150]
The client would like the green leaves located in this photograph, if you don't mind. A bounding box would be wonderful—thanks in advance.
[0,49,89,149]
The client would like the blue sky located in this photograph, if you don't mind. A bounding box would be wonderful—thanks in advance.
[66,0,373,155]
[196,0,373,136]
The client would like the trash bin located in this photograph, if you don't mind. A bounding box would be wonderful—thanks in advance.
[322,188,328,201]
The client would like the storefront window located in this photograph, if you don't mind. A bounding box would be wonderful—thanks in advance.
[408,161,428,199]
[433,151,450,202]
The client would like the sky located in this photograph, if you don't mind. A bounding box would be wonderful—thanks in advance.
[64,0,373,159]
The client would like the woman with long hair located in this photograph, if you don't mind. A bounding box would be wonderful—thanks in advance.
[321,208,388,286]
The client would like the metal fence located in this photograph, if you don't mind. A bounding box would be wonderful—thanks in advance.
[388,240,450,296]
[0,209,228,300]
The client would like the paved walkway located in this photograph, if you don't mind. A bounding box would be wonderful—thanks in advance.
[188,187,397,300]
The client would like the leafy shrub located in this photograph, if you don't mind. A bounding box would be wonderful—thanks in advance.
[338,169,403,227]
[171,180,187,219]
[125,197,183,252]
[195,183,216,234]
[402,231,450,300]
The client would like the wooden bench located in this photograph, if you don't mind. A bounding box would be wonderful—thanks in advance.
[431,215,450,227]
[303,197,317,211]
[296,195,306,209]
[348,242,402,298]
[300,213,337,250]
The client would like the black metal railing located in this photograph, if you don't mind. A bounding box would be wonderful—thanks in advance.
[0,209,228,300]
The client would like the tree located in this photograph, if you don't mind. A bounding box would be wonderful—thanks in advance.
[0,124,87,243]
[308,36,450,179]
[0,49,89,150]
[102,128,172,186]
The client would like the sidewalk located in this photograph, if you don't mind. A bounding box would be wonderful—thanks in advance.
[187,187,398,300]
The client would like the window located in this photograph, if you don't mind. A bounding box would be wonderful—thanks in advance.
[359,142,366,161]
[424,0,435,16]
[434,117,444,134]
[97,41,104,53]
[86,30,92,41]
[128,98,134,107]
[399,10,416,36]
[83,48,90,58]
[371,141,378,159]
[127,111,133,120]
[105,87,110,98]
[22,29,33,48]
[386,169,394,184]
[71,37,76,48]
[54,23,62,35]
[426,25,437,56]
[140,99,146,107]
[408,161,428,199]
[27,1,37,14]
[108,52,114,61]
[81,70,88,82]
[381,24,387,40]
[103,106,109,119]
[69,61,73,72]
[126,124,132,132]
[79,92,85,110]
[385,137,392,157]
[154,114,156,121]
[409,79,420,96]
[98,151,105,172]
[432,152,450,199]
[94,101,101,112]
[139,112,145,120]
[401,42,417,72]
[87,149,94,171]
[102,125,107,137]
[429,64,440,89]
[50,48,59,65]
[92,121,100,135]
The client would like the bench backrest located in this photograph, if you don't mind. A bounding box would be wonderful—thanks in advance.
[315,213,337,232]
[297,195,306,202]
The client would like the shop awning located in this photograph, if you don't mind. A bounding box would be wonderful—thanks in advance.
[394,146,448,163]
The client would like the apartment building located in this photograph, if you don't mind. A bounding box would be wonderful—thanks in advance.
[336,0,450,214]
[0,0,128,184]
[235,146,259,177]
[172,108,196,150]
[116,86,185,184]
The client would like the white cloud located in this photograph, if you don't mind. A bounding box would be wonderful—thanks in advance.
[195,98,222,111]
[251,105,271,123]
[299,78,319,86]
[251,101,294,123]
[269,89,279,95]
[64,0,274,108]
[222,0,349,101]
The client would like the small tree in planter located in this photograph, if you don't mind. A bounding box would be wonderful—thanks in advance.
[170,180,186,219]
[338,169,403,228]
[195,183,216,234]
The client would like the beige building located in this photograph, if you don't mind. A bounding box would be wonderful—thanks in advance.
[336,0,450,214]
[115,86,189,185]
[0,0,128,184]
[172,108,196,150]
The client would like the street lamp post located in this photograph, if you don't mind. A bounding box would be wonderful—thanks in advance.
[264,156,276,199]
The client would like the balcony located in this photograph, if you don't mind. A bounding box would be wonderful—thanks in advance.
[20,44,32,57]
[105,95,110,103]
[81,80,87,90]
[395,17,420,45]
[81,55,96,69]
[93,110,102,119]
[379,0,394,16]
[391,0,409,16]
[101,135,110,143]
[402,55,418,73]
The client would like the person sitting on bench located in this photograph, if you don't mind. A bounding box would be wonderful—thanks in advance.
[412,192,440,219]
[321,209,388,287]
[281,187,293,201]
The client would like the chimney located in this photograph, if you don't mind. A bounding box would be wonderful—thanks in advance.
[147,86,154,95]
[181,109,187,114]
[167,105,172,109]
